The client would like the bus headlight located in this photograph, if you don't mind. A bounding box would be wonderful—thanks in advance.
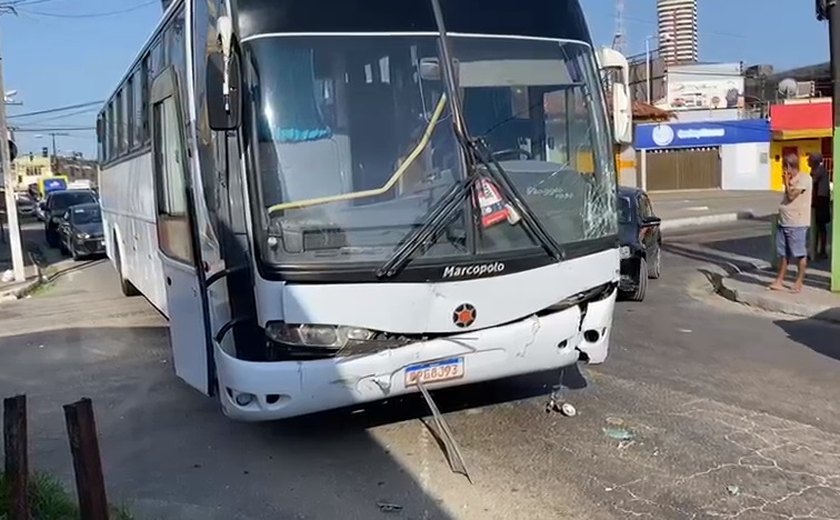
[619,246,631,260]
[265,322,375,348]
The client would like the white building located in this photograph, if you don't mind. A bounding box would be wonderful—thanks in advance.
[657,0,698,64]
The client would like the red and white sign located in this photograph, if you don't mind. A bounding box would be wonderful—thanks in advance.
[474,178,510,229]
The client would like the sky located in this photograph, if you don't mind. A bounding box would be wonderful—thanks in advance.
[0,0,830,158]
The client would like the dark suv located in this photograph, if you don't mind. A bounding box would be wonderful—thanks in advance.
[43,190,98,248]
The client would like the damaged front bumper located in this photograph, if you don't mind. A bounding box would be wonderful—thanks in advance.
[215,287,617,421]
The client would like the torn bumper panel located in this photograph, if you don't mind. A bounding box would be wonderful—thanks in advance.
[215,288,616,421]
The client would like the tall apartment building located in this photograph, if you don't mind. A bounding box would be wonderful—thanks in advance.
[657,0,698,65]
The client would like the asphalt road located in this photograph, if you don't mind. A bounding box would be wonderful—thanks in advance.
[0,222,838,520]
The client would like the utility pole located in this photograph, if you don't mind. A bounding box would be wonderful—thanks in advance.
[0,31,25,282]
[821,0,840,292]
[47,132,69,159]
[645,36,653,104]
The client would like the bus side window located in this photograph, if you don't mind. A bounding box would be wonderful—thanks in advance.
[154,96,194,264]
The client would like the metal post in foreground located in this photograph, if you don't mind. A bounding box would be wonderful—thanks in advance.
[828,0,840,292]
[0,33,25,282]
[3,395,30,520]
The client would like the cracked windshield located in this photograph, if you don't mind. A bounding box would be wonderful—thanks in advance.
[1,0,838,519]
[249,35,615,265]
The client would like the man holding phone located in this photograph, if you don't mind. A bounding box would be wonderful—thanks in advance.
[770,154,813,293]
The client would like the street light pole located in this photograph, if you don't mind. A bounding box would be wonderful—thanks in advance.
[0,32,25,282]
[645,36,652,104]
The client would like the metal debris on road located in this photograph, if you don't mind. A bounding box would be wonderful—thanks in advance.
[726,485,740,496]
[377,501,404,513]
[602,427,634,441]
[417,379,473,483]
[559,402,577,417]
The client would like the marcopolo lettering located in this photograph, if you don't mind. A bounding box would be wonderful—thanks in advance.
[442,262,506,279]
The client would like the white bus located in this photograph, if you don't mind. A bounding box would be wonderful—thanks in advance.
[97,0,623,421]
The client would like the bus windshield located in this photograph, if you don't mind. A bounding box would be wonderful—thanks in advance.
[245,34,616,268]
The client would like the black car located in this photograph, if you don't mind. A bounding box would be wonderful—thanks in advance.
[43,190,98,247]
[57,203,106,260]
[617,187,662,301]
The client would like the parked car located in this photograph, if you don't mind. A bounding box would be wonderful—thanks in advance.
[15,192,36,217]
[43,190,98,248]
[57,203,106,260]
[617,187,662,302]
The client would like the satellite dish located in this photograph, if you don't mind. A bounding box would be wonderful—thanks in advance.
[778,78,798,98]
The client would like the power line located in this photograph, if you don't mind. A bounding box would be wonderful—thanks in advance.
[17,0,156,18]
[26,106,99,125]
[8,100,103,119]
[7,0,66,6]
[11,126,95,132]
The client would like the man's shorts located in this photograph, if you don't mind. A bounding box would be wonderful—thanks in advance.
[776,226,808,260]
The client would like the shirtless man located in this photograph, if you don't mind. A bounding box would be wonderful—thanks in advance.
[769,154,812,293]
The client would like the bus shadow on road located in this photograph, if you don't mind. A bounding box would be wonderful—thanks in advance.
[1,319,594,519]
[0,324,462,520]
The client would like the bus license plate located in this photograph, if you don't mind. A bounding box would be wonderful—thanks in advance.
[405,357,465,387]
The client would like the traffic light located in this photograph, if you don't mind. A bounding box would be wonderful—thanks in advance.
[41,146,48,158]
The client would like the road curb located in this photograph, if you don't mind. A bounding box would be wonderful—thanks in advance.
[715,276,840,325]
[665,239,840,325]
[0,259,79,303]
[661,211,763,231]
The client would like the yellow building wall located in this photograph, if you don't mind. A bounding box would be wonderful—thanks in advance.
[769,139,820,191]
[11,155,54,191]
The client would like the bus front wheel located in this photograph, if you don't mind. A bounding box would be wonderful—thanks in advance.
[113,238,140,297]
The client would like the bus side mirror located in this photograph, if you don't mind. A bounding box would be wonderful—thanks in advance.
[611,84,632,144]
[207,51,241,131]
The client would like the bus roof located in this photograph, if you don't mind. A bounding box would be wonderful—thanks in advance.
[238,0,591,43]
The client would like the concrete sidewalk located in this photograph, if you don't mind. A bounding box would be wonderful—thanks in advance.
[665,219,839,324]
[717,266,840,324]
[649,189,779,230]
[0,220,71,301]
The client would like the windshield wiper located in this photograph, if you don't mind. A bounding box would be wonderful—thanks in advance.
[375,139,564,279]
[377,0,563,279]
[376,175,474,279]
[469,139,565,262]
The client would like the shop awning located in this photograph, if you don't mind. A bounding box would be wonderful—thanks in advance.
[772,128,833,140]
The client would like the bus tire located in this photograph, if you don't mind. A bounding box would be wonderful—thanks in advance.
[114,238,140,297]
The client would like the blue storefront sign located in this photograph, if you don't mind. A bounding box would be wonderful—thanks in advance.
[635,119,770,150]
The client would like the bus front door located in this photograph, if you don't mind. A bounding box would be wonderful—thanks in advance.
[150,68,213,396]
